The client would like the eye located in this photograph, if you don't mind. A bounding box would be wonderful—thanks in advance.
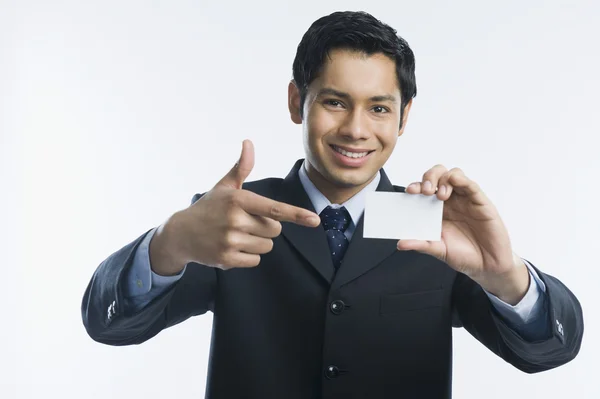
[372,106,389,113]
[325,99,344,108]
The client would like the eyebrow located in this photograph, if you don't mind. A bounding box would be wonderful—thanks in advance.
[316,87,398,103]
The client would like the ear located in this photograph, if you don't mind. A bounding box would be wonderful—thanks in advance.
[397,99,413,137]
[288,80,303,125]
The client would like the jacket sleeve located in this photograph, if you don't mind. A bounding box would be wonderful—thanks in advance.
[451,260,584,373]
[81,193,216,346]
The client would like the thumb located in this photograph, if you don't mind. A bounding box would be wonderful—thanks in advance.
[216,139,255,189]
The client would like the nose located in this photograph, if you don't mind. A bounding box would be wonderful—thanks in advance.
[339,109,370,141]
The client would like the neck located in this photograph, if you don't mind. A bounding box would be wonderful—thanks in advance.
[305,163,376,204]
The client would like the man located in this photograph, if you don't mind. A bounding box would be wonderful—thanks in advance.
[81,11,583,398]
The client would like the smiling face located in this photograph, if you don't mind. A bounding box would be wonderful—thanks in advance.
[289,49,412,204]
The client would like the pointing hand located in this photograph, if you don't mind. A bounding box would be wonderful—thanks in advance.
[152,140,321,274]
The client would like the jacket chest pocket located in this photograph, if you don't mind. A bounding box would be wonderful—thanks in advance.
[379,289,446,315]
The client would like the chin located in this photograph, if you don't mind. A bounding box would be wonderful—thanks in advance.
[326,169,374,188]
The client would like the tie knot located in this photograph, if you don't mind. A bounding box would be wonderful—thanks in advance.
[320,206,351,233]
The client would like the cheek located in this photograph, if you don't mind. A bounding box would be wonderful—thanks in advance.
[306,109,337,143]
[376,127,400,151]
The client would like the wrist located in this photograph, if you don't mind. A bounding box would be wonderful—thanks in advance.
[474,254,530,306]
[149,216,187,276]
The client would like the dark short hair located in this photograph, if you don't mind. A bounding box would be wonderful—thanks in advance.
[292,11,417,129]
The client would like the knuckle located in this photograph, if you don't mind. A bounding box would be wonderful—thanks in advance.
[226,191,242,208]
[222,231,238,249]
[423,165,447,180]
[294,212,305,225]
[225,209,243,228]
[269,204,283,219]
[230,214,245,230]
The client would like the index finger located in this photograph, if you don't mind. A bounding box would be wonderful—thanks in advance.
[239,190,321,227]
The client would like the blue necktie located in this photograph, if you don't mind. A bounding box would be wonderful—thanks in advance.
[320,206,351,270]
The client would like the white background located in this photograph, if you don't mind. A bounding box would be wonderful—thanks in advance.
[2,0,599,398]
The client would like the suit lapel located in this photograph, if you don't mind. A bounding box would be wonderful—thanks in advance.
[275,160,407,287]
[276,160,336,284]
[332,169,404,289]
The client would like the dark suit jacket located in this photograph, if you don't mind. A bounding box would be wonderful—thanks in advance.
[81,159,583,399]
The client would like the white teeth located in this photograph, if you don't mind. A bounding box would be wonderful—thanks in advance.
[333,146,369,158]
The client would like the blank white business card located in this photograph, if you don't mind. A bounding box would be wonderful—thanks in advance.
[363,191,444,241]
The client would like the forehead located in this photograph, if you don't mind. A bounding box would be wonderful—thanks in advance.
[311,48,400,97]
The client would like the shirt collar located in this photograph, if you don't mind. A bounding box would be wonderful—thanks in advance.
[298,159,381,225]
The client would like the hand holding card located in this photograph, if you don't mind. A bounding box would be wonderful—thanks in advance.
[366,164,529,305]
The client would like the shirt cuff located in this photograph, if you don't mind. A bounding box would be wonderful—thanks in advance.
[484,259,547,326]
[125,226,186,298]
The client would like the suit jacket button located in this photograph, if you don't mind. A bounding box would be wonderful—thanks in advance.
[330,300,345,315]
[325,365,340,379]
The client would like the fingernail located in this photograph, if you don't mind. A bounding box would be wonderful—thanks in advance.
[423,181,432,192]
[439,185,446,196]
